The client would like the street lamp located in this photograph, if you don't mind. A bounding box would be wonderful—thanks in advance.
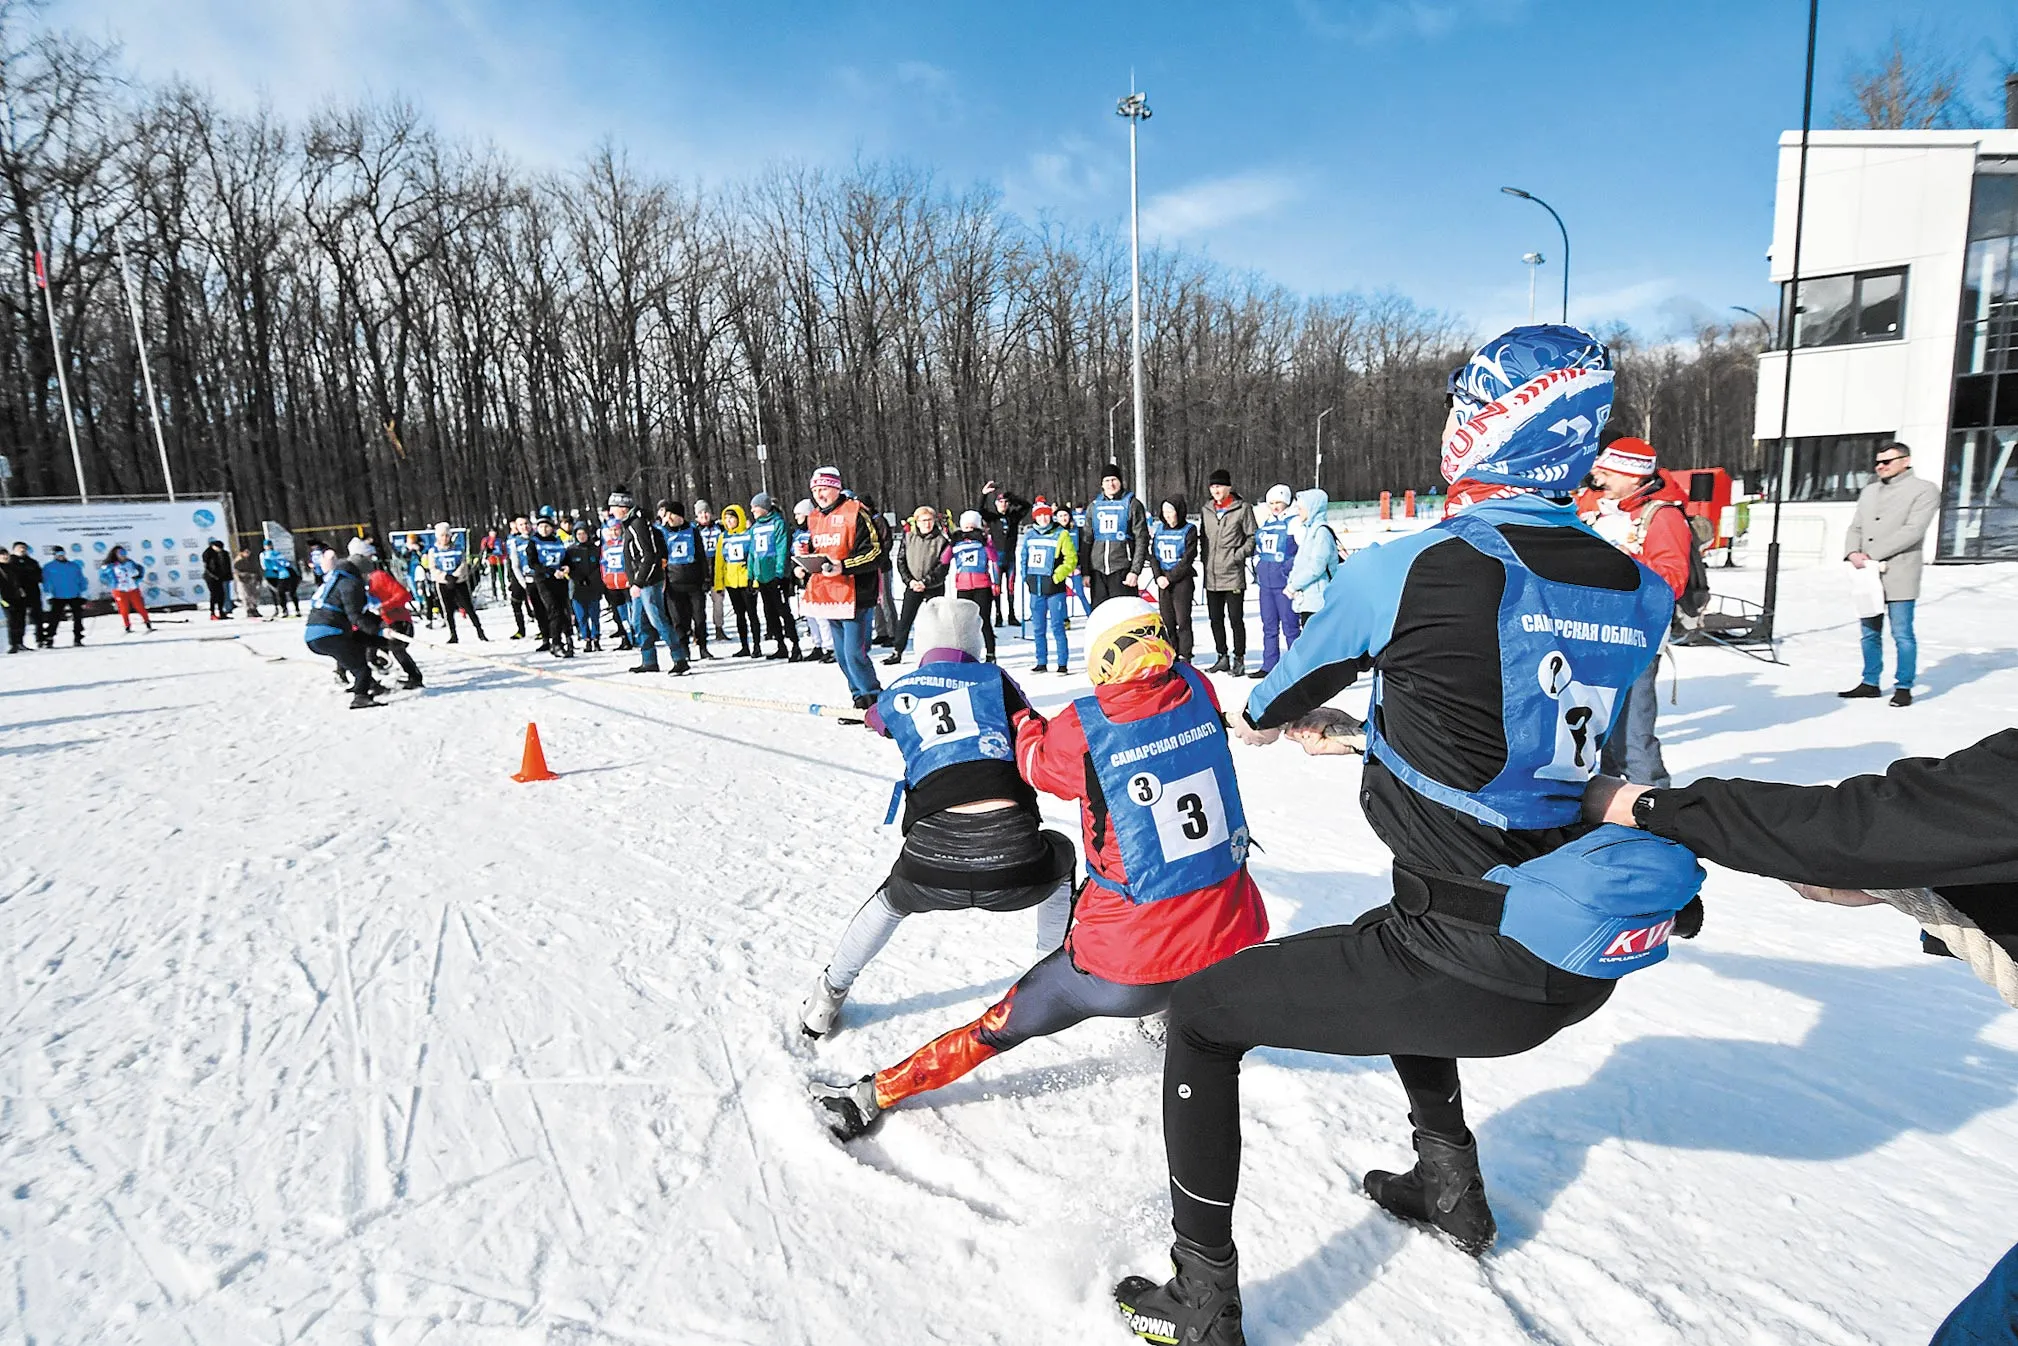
[1522,251,1546,324]
[1501,187,1568,323]
[751,369,775,501]
[1117,89,1151,493]
[1107,395,1127,463]
[1313,406,1334,490]
[1731,305,1775,345]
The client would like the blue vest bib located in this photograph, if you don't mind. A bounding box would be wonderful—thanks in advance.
[700,524,722,559]
[1366,511,1672,831]
[1075,663,1249,904]
[1256,516,1292,563]
[533,536,569,568]
[877,663,1016,787]
[721,532,752,566]
[506,535,531,574]
[951,538,990,576]
[1489,826,1703,978]
[1153,522,1193,569]
[666,527,698,565]
[1023,530,1060,577]
[433,544,465,574]
[753,515,785,556]
[1090,494,1134,544]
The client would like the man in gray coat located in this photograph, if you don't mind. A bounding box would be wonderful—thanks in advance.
[1840,441,1941,707]
[1197,467,1256,674]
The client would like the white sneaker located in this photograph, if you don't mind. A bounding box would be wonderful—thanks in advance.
[800,972,849,1039]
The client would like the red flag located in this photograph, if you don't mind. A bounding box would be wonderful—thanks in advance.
[33,251,46,289]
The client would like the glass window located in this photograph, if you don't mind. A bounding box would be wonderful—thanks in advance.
[1967,171,2018,242]
[1779,267,1908,348]
[1770,433,1892,502]
[1855,271,1903,340]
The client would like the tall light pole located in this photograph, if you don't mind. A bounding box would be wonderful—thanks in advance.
[1313,406,1333,490]
[1731,305,1774,343]
[1522,251,1546,324]
[1760,0,1821,646]
[1107,395,1127,464]
[1117,89,1151,493]
[751,369,774,501]
[1501,187,1568,323]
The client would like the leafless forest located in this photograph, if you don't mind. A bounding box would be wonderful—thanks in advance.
[1,14,1765,533]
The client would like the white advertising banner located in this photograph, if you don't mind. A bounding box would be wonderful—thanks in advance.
[0,499,231,604]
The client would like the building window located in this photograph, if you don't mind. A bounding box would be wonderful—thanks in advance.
[1769,432,1894,502]
[1944,163,2018,560]
[1777,267,1909,348]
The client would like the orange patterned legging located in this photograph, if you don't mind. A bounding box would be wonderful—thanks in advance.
[872,947,1173,1110]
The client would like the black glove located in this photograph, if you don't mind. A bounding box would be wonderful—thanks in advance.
[1673,895,1705,940]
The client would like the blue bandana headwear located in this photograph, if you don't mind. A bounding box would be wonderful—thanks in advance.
[1440,324,1614,493]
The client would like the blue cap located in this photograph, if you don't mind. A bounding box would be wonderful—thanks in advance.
[1441,324,1614,492]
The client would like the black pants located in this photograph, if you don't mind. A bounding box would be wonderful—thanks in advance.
[509,581,530,637]
[438,578,485,640]
[536,579,574,649]
[41,597,84,644]
[888,581,944,653]
[1089,569,1134,607]
[5,598,27,650]
[958,587,996,657]
[1206,588,1246,661]
[602,588,632,644]
[729,586,760,647]
[759,579,797,649]
[1161,907,1611,1248]
[1157,577,1195,659]
[206,577,231,617]
[384,621,423,681]
[307,631,374,686]
[993,572,1017,626]
[669,588,706,651]
[273,576,301,614]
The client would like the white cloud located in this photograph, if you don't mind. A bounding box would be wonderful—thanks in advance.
[1141,171,1301,238]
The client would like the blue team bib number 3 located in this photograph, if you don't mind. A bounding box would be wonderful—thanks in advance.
[905,686,979,744]
[1126,766,1228,862]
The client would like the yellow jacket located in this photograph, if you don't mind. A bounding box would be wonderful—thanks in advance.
[714,505,755,588]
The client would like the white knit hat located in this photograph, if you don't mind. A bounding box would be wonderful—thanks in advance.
[959,509,985,531]
[912,595,984,659]
[1266,483,1293,506]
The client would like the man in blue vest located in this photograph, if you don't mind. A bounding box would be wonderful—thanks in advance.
[1112,326,1705,1345]
[1085,462,1149,607]
[1250,484,1299,677]
[798,596,1074,1038]
[503,515,535,639]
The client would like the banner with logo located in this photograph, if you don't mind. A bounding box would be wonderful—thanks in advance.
[0,499,231,605]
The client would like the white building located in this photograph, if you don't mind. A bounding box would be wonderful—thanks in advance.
[1753,115,2018,563]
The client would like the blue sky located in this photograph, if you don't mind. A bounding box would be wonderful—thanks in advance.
[46,0,2018,340]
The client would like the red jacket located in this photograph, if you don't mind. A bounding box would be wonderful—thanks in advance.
[1621,477,1694,600]
[366,569,415,625]
[1013,667,1269,984]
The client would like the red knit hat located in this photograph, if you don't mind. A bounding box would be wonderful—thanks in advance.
[1593,437,1657,476]
[1031,496,1053,520]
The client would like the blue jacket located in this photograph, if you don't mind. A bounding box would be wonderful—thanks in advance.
[1283,489,1340,614]
[261,547,296,580]
[100,559,144,592]
[42,558,87,600]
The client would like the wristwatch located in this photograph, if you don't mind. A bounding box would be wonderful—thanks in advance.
[1630,788,1663,831]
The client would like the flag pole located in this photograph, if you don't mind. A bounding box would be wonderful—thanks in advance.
[34,241,88,503]
[116,234,175,500]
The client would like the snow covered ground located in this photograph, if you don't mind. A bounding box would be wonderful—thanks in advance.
[5,556,2017,1346]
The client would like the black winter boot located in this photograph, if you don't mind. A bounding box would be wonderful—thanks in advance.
[1113,1237,1245,1344]
[1363,1129,1497,1256]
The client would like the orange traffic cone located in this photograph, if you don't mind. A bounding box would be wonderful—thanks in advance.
[511,722,559,782]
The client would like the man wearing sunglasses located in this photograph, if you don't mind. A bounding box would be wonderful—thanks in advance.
[1842,442,1940,707]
